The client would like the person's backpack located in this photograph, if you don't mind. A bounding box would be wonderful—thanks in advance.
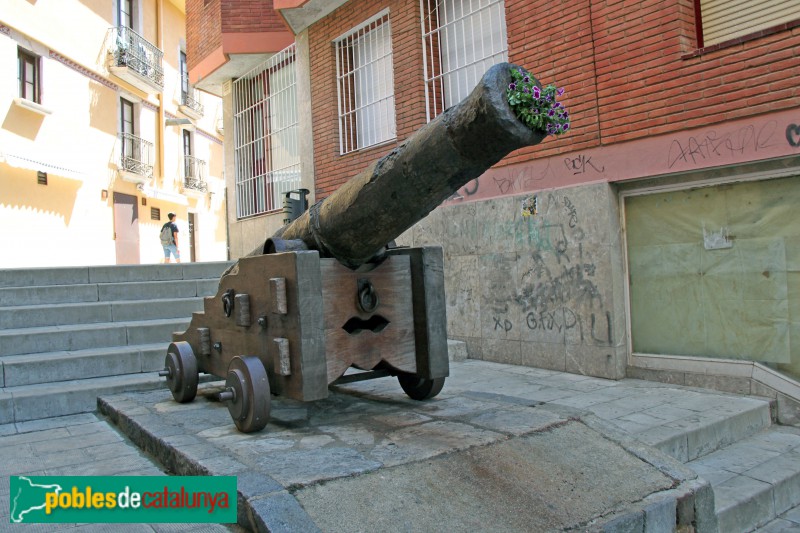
[159,224,173,246]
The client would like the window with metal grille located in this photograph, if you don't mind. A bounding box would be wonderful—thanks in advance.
[335,10,396,154]
[151,207,160,220]
[232,43,300,219]
[421,0,507,121]
[695,0,799,47]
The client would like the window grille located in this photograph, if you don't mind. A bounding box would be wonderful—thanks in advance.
[151,207,160,220]
[232,43,300,219]
[420,0,507,121]
[335,10,396,154]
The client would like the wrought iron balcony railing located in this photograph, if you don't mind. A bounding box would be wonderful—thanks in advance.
[180,80,204,117]
[110,26,164,89]
[119,132,154,178]
[183,155,208,192]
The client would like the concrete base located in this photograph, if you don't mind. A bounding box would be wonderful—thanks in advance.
[99,363,716,533]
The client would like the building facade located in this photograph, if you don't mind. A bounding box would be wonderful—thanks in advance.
[0,0,227,267]
[187,0,800,419]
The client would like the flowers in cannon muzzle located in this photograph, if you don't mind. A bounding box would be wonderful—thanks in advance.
[507,67,570,137]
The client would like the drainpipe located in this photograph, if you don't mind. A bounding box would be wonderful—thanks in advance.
[156,0,165,186]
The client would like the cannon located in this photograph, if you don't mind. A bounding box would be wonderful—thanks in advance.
[161,63,546,432]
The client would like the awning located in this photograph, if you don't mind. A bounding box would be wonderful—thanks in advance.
[0,149,88,181]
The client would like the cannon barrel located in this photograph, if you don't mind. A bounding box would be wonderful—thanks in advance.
[268,62,546,267]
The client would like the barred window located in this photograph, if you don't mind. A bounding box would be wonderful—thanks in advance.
[232,43,300,219]
[335,10,396,154]
[421,0,507,121]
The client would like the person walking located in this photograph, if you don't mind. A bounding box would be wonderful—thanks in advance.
[160,212,181,263]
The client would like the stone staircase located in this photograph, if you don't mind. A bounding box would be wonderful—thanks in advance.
[582,378,800,532]
[0,262,232,425]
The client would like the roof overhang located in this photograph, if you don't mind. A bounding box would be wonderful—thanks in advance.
[273,0,350,34]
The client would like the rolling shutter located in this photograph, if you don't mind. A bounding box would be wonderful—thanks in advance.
[700,0,800,46]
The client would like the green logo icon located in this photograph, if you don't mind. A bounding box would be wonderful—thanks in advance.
[9,476,237,523]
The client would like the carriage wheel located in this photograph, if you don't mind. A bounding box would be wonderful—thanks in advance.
[397,374,445,400]
[162,342,198,403]
[220,356,271,433]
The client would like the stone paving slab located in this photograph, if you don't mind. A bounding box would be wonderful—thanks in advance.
[95,360,738,532]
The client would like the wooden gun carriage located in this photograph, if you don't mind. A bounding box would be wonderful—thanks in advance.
[161,63,545,432]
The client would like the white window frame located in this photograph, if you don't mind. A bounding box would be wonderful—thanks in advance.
[420,0,508,121]
[232,43,300,219]
[334,10,396,154]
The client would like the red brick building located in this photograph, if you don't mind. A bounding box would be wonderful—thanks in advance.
[187,0,800,419]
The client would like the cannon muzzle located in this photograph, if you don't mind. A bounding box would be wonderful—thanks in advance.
[268,62,546,267]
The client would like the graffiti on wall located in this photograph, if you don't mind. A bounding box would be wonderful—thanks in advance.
[667,121,780,169]
[787,124,800,148]
[486,193,614,347]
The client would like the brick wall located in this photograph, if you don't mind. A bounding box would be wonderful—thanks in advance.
[220,0,286,33]
[186,0,287,72]
[185,0,221,72]
[306,0,800,197]
[591,0,800,144]
[308,0,427,199]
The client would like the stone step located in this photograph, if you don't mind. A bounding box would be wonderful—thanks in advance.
[0,261,233,288]
[1,372,166,423]
[687,426,800,533]
[0,318,190,357]
[612,391,774,463]
[0,278,220,307]
[0,343,166,388]
[0,297,205,330]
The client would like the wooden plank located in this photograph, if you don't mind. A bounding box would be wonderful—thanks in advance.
[321,255,417,383]
[173,252,328,402]
[390,246,450,380]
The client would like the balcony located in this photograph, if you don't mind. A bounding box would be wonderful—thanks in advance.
[179,81,204,120]
[182,155,208,197]
[108,26,164,94]
[118,133,154,184]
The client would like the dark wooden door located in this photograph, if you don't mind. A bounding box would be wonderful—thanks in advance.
[113,192,140,264]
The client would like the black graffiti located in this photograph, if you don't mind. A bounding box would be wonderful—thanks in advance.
[494,317,513,332]
[515,263,603,313]
[563,196,578,228]
[667,121,778,168]
[787,124,800,147]
[591,311,613,346]
[564,154,604,175]
[447,178,480,201]
[526,307,578,333]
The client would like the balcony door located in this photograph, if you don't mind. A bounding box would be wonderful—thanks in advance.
[183,129,192,181]
[120,97,136,167]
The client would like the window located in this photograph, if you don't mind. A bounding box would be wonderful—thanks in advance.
[180,51,189,96]
[232,43,300,218]
[696,0,800,47]
[119,0,133,28]
[625,176,800,381]
[18,48,40,103]
[151,207,161,220]
[183,129,194,180]
[120,97,135,136]
[421,0,507,121]
[335,11,396,154]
